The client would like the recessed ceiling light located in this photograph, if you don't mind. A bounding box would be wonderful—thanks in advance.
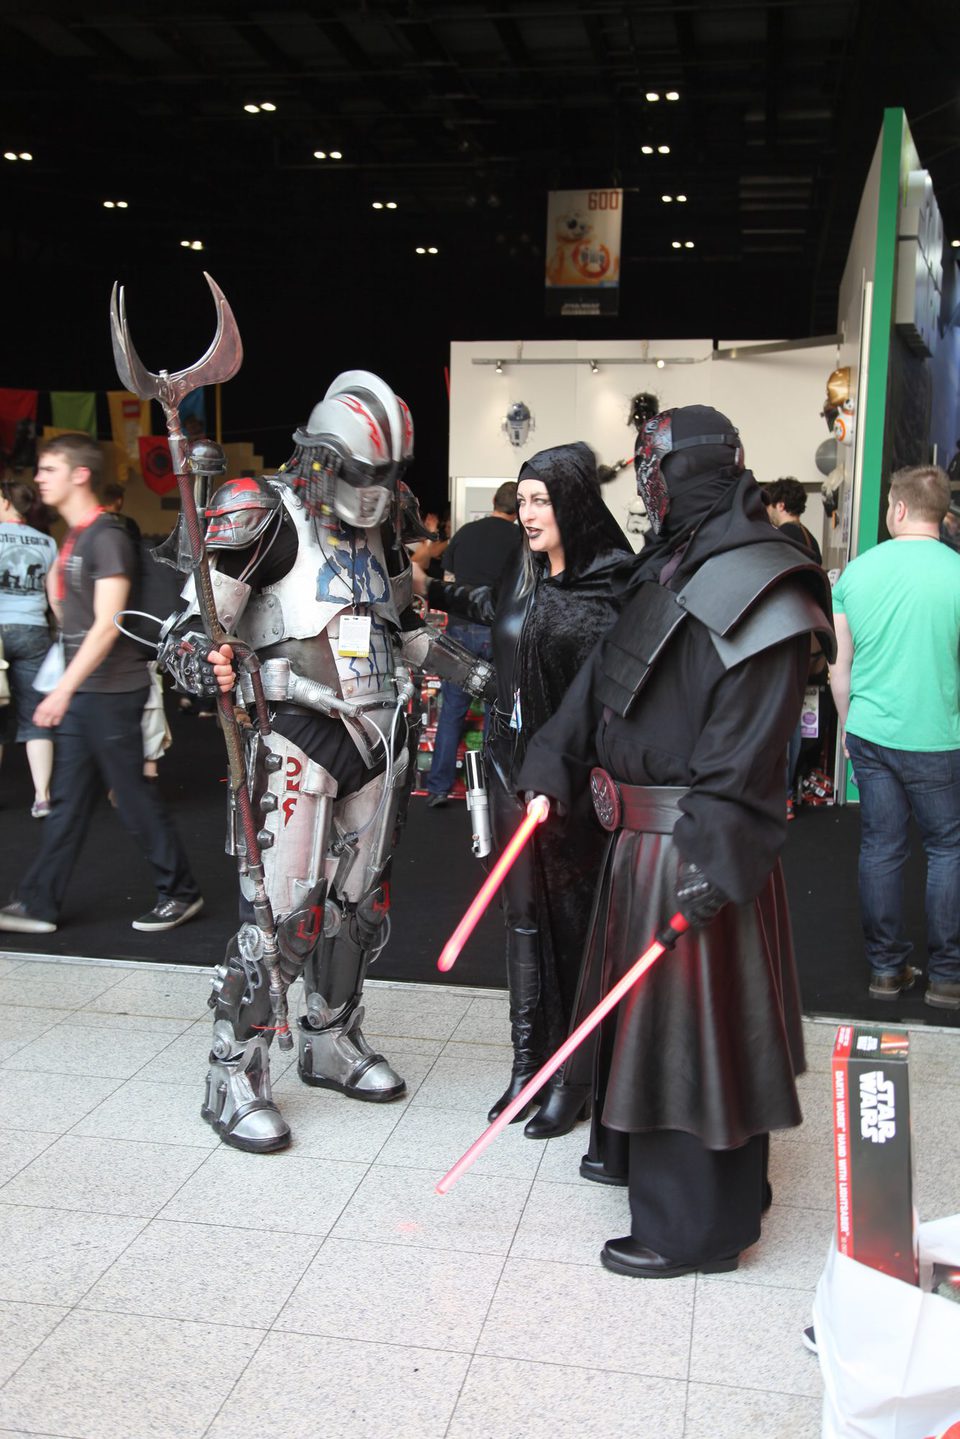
[103,200,115,208]
[180,240,191,248]
[658,145,670,154]
[952,239,960,248]
[314,150,327,159]
[676,194,687,202]
[260,101,276,112]
[372,201,384,210]
[19,151,32,161]
[117,200,128,209]
[416,247,426,254]
[427,246,438,254]
[386,201,398,210]
[3,152,17,161]
[665,91,680,101]
[646,91,660,102]
[661,195,673,203]
[244,103,260,114]
[641,145,653,155]
[684,240,695,249]
[191,240,204,251]
[103,199,129,209]
[329,150,342,160]
[671,241,681,249]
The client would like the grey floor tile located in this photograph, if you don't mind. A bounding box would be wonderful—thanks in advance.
[533,1124,596,1184]
[71,1079,221,1148]
[448,995,511,1046]
[478,1256,694,1379]
[0,1206,146,1305]
[912,1081,960,1219]
[0,1309,264,1439]
[0,1070,122,1135]
[0,956,28,978]
[768,1136,835,1212]
[1,1134,210,1217]
[377,1104,544,1180]
[0,1301,69,1385]
[0,1003,65,1044]
[204,1331,469,1439]
[47,1008,194,1037]
[159,1148,368,1236]
[690,1277,822,1397]
[784,1071,835,1145]
[130,1024,226,1084]
[79,1218,319,1326]
[354,1032,446,1059]
[509,1179,630,1266]
[360,985,473,1041]
[82,968,211,1021]
[447,1356,687,1439]
[0,967,124,1012]
[267,1078,408,1161]
[409,1054,519,1112]
[441,1039,514,1064]
[2,1023,175,1080]
[331,1164,532,1255]
[905,1027,960,1085]
[685,1380,822,1437]
[274,1236,504,1349]
[0,1130,58,1185]
[718,1205,833,1292]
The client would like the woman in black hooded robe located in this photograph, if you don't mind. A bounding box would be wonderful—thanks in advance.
[419,442,631,1137]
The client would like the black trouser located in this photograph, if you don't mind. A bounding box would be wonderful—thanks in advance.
[18,687,199,923]
[625,1128,768,1262]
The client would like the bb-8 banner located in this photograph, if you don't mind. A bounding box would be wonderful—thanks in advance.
[545,187,622,317]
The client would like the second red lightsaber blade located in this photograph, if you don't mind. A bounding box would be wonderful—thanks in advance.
[436,911,690,1194]
[437,794,550,973]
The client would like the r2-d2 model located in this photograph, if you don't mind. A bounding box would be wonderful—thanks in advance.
[169,373,493,1152]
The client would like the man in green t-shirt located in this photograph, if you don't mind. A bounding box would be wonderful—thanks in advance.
[830,464,960,1009]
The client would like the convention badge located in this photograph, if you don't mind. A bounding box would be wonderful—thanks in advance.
[338,614,372,658]
[509,688,522,731]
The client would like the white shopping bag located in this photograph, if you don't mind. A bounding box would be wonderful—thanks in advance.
[813,1216,960,1439]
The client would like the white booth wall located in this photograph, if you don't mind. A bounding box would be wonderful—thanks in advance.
[448,338,836,550]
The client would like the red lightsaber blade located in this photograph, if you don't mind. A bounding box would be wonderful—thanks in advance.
[436,911,690,1193]
[437,794,550,973]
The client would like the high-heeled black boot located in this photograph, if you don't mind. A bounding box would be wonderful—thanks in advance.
[523,1079,590,1139]
[488,927,543,1123]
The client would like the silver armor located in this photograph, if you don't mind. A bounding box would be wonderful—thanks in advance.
[181,373,490,1152]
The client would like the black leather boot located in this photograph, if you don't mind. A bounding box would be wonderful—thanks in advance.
[523,1079,590,1139]
[488,927,543,1123]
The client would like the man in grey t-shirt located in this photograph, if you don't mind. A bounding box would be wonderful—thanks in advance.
[0,434,202,937]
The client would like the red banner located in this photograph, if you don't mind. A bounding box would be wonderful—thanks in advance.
[138,436,176,494]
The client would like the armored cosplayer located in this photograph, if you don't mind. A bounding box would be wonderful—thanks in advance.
[162,369,492,1153]
[517,405,835,1278]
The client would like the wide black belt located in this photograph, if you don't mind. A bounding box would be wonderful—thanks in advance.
[589,769,686,833]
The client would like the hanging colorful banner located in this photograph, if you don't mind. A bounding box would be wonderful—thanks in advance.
[107,391,152,483]
[138,435,177,495]
[544,188,623,317]
[50,391,97,436]
[0,389,38,460]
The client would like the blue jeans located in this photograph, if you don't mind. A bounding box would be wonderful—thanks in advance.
[846,734,960,981]
[426,622,492,797]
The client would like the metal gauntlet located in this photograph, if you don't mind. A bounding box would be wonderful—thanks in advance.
[401,625,495,700]
[156,618,221,696]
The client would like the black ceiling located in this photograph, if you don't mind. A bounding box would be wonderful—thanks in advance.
[2,2,959,476]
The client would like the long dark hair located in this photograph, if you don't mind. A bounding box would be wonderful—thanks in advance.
[517,441,630,593]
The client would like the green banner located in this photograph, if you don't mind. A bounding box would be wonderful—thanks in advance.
[50,391,97,436]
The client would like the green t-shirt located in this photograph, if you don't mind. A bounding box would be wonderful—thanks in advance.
[832,538,960,751]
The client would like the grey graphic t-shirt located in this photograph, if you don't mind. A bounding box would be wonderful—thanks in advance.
[0,521,57,626]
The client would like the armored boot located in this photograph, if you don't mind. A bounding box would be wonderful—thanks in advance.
[298,896,406,1102]
[201,924,291,1152]
[487,927,544,1123]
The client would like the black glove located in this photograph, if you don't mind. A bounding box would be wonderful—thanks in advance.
[156,622,221,698]
[675,860,728,928]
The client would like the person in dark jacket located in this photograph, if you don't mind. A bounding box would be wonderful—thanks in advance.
[517,406,834,1277]
[418,442,631,1138]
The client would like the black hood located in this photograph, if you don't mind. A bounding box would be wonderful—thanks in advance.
[519,441,631,584]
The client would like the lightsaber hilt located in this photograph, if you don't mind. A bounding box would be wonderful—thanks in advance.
[436,910,690,1193]
[464,749,491,858]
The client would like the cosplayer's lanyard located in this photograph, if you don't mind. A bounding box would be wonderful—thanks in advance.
[54,507,105,605]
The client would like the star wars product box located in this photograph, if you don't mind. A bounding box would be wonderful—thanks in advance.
[832,1025,918,1286]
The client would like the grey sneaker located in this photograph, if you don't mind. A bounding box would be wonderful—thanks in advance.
[0,901,57,934]
[132,896,204,932]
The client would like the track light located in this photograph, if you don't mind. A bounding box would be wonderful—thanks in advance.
[495,360,503,374]
[590,360,599,374]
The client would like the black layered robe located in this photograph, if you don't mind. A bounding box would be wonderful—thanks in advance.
[517,478,833,1146]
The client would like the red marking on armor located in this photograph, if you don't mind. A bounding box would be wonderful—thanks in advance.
[373,883,391,913]
[334,395,385,456]
[398,399,413,450]
[295,906,322,943]
[282,756,302,825]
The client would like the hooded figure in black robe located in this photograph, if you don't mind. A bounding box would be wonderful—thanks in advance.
[425,442,631,1137]
[517,407,835,1277]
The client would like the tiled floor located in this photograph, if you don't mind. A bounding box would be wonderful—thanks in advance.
[0,950,957,1439]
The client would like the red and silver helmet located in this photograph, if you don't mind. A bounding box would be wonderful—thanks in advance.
[288,370,409,529]
[634,406,743,537]
[204,476,282,549]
